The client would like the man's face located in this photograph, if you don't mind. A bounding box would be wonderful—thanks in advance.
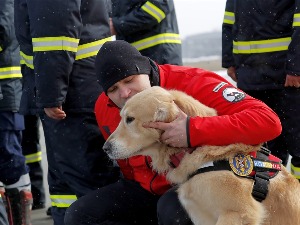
[107,74,151,108]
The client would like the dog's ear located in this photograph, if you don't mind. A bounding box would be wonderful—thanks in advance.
[154,101,179,122]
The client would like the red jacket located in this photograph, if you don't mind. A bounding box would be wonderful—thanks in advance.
[94,64,282,195]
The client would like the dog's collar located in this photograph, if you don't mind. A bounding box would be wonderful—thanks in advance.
[169,148,196,168]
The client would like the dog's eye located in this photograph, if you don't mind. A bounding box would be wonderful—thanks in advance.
[126,116,135,124]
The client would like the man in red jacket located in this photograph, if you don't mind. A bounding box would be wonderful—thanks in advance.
[64,40,282,225]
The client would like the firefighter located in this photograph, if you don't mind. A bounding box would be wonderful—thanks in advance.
[222,0,300,180]
[0,0,33,224]
[14,0,120,224]
[110,0,182,65]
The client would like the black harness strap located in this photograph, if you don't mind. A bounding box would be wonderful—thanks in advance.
[251,147,270,202]
[188,148,281,202]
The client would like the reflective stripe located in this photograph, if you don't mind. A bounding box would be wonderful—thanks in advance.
[50,195,77,208]
[132,33,181,51]
[20,51,34,69]
[291,163,300,179]
[25,151,42,164]
[233,37,291,54]
[32,36,79,52]
[223,11,235,25]
[293,13,300,27]
[0,66,22,79]
[141,1,165,23]
[0,46,2,52]
[75,36,113,60]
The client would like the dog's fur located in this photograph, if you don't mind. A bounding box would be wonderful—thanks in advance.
[103,86,300,225]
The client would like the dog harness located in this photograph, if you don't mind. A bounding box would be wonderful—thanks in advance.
[170,147,282,202]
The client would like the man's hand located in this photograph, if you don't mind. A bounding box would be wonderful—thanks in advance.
[143,109,188,148]
[227,66,237,82]
[285,74,300,88]
[44,106,66,120]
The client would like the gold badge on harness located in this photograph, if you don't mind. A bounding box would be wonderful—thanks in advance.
[229,154,253,176]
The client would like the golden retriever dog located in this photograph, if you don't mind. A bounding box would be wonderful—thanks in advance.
[103,86,300,225]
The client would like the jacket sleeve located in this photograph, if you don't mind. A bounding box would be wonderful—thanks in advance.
[186,72,282,147]
[222,0,235,69]
[286,0,300,76]
[0,0,13,53]
[112,0,173,36]
[28,0,81,108]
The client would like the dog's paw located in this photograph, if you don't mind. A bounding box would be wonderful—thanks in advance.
[167,169,188,184]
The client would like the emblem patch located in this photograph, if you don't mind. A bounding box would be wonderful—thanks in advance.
[222,88,246,102]
[229,154,253,176]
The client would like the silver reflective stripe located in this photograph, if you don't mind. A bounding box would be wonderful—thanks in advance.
[291,163,300,179]
[132,33,181,51]
[32,37,79,52]
[233,37,291,54]
[50,195,77,208]
[141,1,165,23]
[293,13,300,27]
[223,11,235,25]
[25,151,42,164]
[75,36,113,60]
[20,51,34,69]
[0,67,22,79]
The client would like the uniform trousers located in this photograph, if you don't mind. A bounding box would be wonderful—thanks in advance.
[22,114,46,209]
[40,112,120,225]
[0,112,28,185]
[64,179,193,225]
[245,88,300,168]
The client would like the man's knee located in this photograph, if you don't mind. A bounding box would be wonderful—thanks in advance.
[157,188,192,225]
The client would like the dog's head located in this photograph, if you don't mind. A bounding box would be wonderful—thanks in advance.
[103,86,180,160]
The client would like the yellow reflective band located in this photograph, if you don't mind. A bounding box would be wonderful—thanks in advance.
[32,36,79,52]
[50,195,77,208]
[0,46,2,52]
[233,37,291,54]
[75,36,113,60]
[132,33,181,51]
[141,1,165,23]
[25,151,42,164]
[0,66,22,79]
[291,163,300,179]
[293,13,300,27]
[223,11,235,25]
[20,51,34,69]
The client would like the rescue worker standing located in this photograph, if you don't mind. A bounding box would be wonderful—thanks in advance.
[0,0,33,224]
[110,0,182,65]
[14,0,120,224]
[222,0,300,180]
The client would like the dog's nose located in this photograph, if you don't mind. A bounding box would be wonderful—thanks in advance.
[103,141,112,153]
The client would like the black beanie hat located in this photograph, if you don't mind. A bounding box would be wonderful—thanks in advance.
[95,40,152,93]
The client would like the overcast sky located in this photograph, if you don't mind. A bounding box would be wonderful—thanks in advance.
[174,0,227,38]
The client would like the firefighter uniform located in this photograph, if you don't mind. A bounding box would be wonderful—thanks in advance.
[14,0,120,224]
[111,0,182,65]
[222,0,300,179]
[0,0,27,189]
